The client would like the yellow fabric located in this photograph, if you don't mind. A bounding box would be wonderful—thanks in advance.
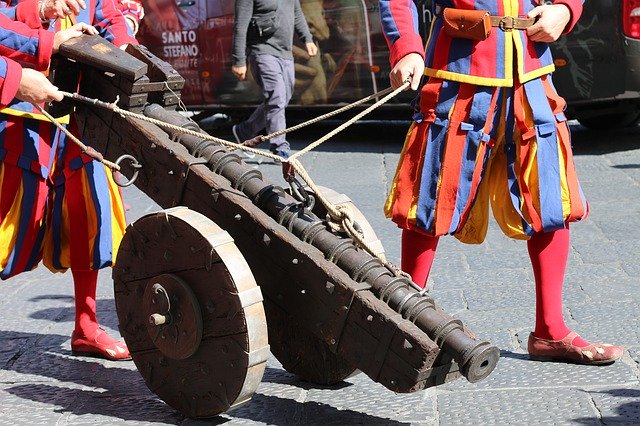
[0,165,22,269]
[108,172,126,264]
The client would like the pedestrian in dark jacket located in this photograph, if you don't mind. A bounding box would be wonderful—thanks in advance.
[231,0,317,161]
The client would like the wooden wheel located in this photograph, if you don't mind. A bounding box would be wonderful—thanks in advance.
[269,185,385,384]
[265,299,359,385]
[113,207,269,418]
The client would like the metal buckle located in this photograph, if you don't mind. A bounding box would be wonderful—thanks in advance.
[498,16,515,31]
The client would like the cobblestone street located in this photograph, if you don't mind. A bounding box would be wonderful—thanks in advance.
[0,121,638,425]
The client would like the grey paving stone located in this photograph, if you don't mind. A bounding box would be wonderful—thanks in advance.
[587,387,640,425]
[570,275,640,304]
[59,391,180,425]
[437,388,599,425]
[441,353,635,391]
[427,288,467,316]
[452,308,534,333]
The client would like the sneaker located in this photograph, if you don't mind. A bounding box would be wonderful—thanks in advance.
[232,124,255,159]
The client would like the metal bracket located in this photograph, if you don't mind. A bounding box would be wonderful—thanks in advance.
[171,157,209,206]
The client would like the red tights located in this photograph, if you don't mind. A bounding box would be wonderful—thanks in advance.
[72,269,101,337]
[401,227,588,347]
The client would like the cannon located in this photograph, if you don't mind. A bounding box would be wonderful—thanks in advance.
[50,35,500,419]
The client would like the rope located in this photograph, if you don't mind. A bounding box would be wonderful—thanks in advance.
[289,83,408,161]
[33,104,120,171]
[61,81,410,274]
[60,91,281,162]
[261,84,399,143]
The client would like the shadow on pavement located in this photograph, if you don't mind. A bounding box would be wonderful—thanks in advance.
[260,366,354,390]
[229,393,410,425]
[0,329,180,423]
[571,124,640,156]
[572,388,640,425]
[0,330,403,424]
[27,295,122,335]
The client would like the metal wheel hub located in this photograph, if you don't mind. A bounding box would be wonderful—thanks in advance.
[143,273,203,360]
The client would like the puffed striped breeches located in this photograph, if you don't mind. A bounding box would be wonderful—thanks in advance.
[0,115,126,279]
[385,75,588,243]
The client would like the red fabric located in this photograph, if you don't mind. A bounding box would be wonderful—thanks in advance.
[401,228,439,289]
[0,12,53,70]
[433,83,475,235]
[15,0,45,29]
[72,269,99,336]
[389,31,424,68]
[527,228,588,347]
[554,0,583,34]
[0,58,21,106]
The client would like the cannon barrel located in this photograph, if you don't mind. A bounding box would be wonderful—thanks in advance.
[55,35,501,417]
[142,104,499,383]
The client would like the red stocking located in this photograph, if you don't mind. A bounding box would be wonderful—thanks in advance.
[401,228,439,289]
[72,269,100,337]
[527,228,588,347]
[71,269,130,360]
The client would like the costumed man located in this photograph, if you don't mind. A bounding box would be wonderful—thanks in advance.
[0,0,136,360]
[380,0,623,365]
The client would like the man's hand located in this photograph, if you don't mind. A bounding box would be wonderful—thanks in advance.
[527,3,571,42]
[389,52,424,90]
[38,0,86,20]
[52,23,98,52]
[305,42,318,57]
[16,68,63,104]
[232,65,247,80]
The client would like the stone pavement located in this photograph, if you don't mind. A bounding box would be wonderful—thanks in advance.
[0,121,638,425]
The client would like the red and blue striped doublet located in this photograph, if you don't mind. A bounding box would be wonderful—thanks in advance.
[0,2,135,278]
[0,6,54,105]
[381,0,587,243]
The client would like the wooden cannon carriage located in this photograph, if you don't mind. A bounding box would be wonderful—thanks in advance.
[49,36,500,419]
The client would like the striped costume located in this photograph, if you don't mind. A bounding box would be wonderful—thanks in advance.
[380,0,586,243]
[0,0,136,279]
